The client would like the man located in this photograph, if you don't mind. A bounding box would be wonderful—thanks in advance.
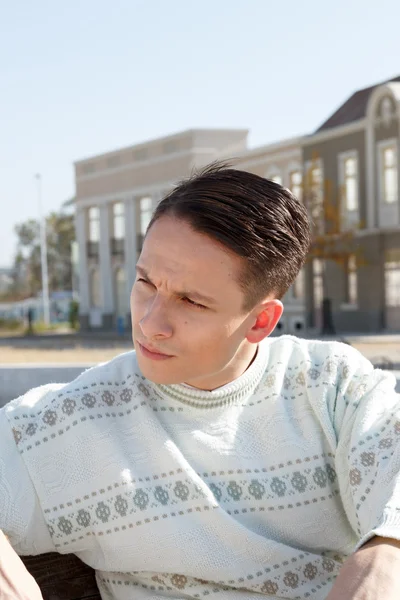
[1,164,400,600]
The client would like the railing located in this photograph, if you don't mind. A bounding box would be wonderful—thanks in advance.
[111,238,124,256]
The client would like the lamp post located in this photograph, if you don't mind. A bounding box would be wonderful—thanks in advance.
[35,174,50,325]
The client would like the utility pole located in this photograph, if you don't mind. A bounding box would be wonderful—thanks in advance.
[35,174,50,325]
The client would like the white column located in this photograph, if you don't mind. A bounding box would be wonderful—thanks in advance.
[75,207,90,314]
[99,203,114,314]
[124,196,137,291]
[152,190,163,212]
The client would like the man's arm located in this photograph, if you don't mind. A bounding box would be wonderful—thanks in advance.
[326,537,400,599]
[320,345,400,598]
[0,530,43,599]
[0,404,56,556]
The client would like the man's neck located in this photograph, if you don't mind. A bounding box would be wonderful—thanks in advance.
[183,342,259,392]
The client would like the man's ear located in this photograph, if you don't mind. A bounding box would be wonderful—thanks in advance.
[246,300,284,344]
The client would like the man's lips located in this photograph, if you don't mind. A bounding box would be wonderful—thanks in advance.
[137,341,174,360]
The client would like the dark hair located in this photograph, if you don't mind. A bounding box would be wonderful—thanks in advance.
[148,163,311,310]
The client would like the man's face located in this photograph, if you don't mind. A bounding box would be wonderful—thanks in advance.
[130,216,258,389]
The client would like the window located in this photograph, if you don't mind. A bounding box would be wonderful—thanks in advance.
[385,260,400,307]
[344,255,358,306]
[266,167,282,185]
[381,97,393,127]
[310,166,323,202]
[343,156,358,211]
[313,259,324,308]
[289,171,303,202]
[88,207,100,242]
[381,145,398,204]
[306,163,324,232]
[113,202,125,239]
[140,197,153,235]
[292,270,304,300]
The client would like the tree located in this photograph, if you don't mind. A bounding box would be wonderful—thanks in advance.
[303,155,365,335]
[7,210,75,300]
[45,212,76,291]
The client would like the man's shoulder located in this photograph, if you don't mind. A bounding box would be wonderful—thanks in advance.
[3,350,141,418]
[265,335,373,376]
[2,350,150,451]
[72,349,140,388]
[267,334,360,359]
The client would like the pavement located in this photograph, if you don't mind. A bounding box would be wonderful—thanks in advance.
[0,331,399,406]
[0,330,399,365]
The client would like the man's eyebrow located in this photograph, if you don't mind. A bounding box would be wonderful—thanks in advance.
[179,289,217,305]
[135,265,218,306]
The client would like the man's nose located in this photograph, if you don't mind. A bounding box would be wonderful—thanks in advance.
[139,296,173,340]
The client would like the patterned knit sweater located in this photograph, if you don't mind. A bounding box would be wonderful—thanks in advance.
[1,335,400,600]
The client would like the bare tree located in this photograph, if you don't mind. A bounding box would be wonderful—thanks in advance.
[4,211,75,301]
[303,155,365,335]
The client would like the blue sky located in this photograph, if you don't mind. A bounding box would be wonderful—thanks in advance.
[1,0,400,268]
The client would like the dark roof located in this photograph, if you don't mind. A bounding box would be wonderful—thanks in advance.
[316,75,400,132]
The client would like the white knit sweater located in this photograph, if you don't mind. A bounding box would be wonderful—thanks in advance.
[1,335,400,600]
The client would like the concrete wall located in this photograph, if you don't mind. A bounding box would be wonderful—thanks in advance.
[0,365,92,407]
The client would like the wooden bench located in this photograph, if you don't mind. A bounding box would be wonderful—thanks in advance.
[22,553,101,600]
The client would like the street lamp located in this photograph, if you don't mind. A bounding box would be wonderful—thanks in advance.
[35,174,50,325]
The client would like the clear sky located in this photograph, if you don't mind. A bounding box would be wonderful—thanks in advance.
[1,0,400,268]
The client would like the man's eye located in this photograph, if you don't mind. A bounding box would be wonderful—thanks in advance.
[183,297,206,309]
[136,278,155,289]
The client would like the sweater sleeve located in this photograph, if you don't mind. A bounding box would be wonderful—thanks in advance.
[331,348,400,551]
[0,406,56,556]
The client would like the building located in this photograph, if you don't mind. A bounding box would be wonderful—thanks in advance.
[303,76,400,332]
[74,75,400,334]
[235,138,306,335]
[74,129,306,333]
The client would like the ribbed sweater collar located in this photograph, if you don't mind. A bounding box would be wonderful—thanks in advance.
[153,342,269,409]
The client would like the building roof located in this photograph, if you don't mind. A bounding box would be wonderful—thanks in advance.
[75,128,249,166]
[316,75,400,132]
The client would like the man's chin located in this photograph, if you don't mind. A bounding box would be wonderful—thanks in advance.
[136,356,183,385]
[144,372,180,385]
